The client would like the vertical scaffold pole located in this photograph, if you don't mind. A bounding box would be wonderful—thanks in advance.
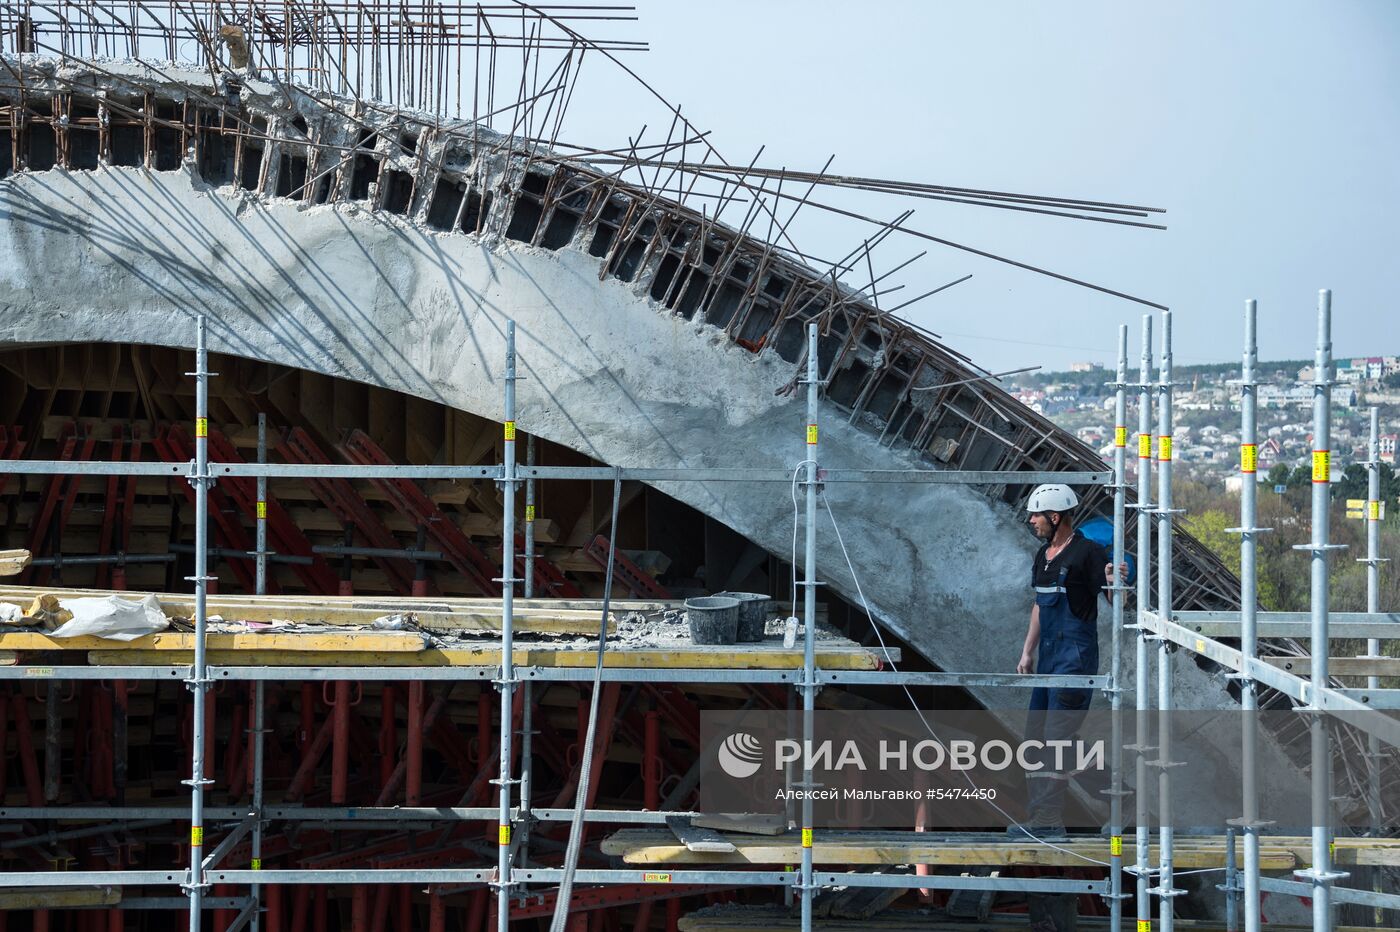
[186,314,213,932]
[1297,289,1345,932]
[1152,310,1183,931]
[1108,324,1129,932]
[497,321,520,932]
[800,321,821,932]
[525,434,537,599]
[519,680,534,869]
[1134,314,1154,931]
[1232,300,1266,932]
[251,412,268,932]
[1362,406,1384,841]
[256,413,268,595]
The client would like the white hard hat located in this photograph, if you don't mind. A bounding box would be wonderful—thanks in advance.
[1026,483,1079,513]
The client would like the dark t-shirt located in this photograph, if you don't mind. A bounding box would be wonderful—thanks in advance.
[1031,529,1109,624]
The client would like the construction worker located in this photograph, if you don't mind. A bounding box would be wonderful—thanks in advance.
[1014,483,1121,837]
[1011,483,1121,932]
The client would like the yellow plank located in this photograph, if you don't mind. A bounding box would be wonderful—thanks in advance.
[1,631,428,652]
[0,594,615,635]
[89,645,882,669]
[0,550,31,577]
[601,829,1299,870]
[677,905,1394,932]
[0,584,815,615]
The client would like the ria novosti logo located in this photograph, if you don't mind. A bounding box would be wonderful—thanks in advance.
[714,734,1106,776]
[717,733,764,778]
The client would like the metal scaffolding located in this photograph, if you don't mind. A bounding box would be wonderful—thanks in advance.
[0,305,1395,932]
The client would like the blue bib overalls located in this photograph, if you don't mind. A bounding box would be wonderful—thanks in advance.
[1025,566,1098,814]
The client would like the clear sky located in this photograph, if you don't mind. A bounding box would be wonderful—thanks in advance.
[548,1,1400,373]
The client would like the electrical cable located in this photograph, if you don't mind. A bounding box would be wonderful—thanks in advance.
[790,460,815,619]
[547,469,623,932]
[814,486,1113,868]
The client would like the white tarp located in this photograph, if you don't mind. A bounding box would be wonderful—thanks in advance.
[0,603,22,625]
[49,594,170,641]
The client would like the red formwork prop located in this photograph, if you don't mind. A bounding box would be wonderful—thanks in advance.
[23,426,79,586]
[203,427,341,594]
[514,531,583,597]
[12,692,44,807]
[279,426,420,596]
[338,429,501,595]
[95,428,123,589]
[0,425,29,498]
[151,424,262,593]
[585,534,672,599]
[113,433,144,591]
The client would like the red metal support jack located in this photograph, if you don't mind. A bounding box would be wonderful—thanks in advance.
[279,427,419,596]
[205,427,341,593]
[329,680,354,804]
[152,425,261,593]
[95,428,124,589]
[406,680,424,805]
[338,429,501,595]
[585,534,672,599]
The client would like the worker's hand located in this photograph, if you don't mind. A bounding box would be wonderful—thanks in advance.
[1017,652,1034,675]
[1104,562,1128,585]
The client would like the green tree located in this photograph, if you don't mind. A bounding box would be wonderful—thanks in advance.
[1334,461,1399,503]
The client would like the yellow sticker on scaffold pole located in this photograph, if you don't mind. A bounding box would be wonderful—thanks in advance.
[1138,921,1152,932]
[1371,500,1382,521]
[1312,450,1330,483]
[1138,434,1151,459]
[1158,436,1172,462]
[644,872,671,884]
[806,424,818,445]
[256,501,267,520]
[1110,835,1123,856]
[195,417,208,439]
[191,826,204,846]
[525,505,536,522]
[1241,443,1257,474]
[498,825,511,845]
[503,421,516,441]
[1115,426,1127,447]
[801,828,813,848]
[250,858,262,871]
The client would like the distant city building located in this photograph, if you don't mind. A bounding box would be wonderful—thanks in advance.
[1068,362,1103,373]
[1382,434,1398,464]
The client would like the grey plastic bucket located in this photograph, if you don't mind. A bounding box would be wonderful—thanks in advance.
[717,591,771,642]
[684,596,740,645]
